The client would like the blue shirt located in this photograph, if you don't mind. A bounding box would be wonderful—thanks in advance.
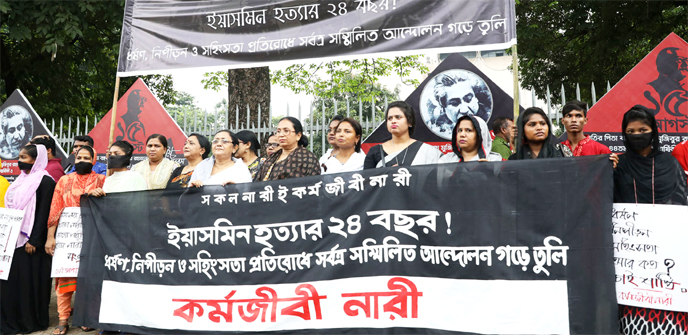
[69,161,108,175]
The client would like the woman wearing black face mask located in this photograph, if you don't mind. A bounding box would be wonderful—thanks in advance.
[615,106,688,335]
[90,140,146,197]
[613,105,687,204]
[44,146,105,334]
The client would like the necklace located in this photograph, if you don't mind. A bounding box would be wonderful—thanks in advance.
[394,139,412,166]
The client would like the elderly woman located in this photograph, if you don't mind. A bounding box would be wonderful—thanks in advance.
[167,133,211,189]
[45,146,105,334]
[364,101,442,168]
[234,130,263,180]
[439,115,503,163]
[615,106,688,334]
[509,107,572,160]
[132,134,179,189]
[189,130,252,186]
[256,117,320,181]
[322,118,366,174]
[1,144,55,334]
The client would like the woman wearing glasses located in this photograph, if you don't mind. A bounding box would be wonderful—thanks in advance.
[189,130,252,187]
[256,117,320,181]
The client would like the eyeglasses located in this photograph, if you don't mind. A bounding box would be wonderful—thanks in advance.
[266,143,280,148]
[274,129,294,136]
[212,139,233,145]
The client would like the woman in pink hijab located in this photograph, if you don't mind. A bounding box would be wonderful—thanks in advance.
[1,144,56,334]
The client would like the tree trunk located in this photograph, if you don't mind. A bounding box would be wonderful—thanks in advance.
[227,67,270,132]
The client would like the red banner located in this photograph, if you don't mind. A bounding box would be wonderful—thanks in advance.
[586,33,688,153]
[88,79,186,164]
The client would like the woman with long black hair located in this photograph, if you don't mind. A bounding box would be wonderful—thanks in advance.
[509,107,572,160]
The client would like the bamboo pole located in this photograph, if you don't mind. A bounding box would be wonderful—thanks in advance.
[511,45,520,119]
[108,77,121,146]
[107,76,121,176]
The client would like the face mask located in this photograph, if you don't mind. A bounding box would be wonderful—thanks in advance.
[108,155,131,169]
[17,161,33,172]
[75,162,93,175]
[626,133,653,151]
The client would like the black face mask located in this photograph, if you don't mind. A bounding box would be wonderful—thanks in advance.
[75,162,93,175]
[17,161,33,172]
[626,133,653,152]
[108,155,131,169]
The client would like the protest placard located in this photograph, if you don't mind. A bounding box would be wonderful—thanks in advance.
[613,203,688,312]
[51,207,82,278]
[0,208,25,280]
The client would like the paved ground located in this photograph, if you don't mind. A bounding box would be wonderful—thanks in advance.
[27,285,94,335]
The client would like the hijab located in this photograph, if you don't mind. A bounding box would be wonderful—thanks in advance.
[512,108,569,160]
[452,115,493,161]
[4,145,52,247]
[614,106,688,204]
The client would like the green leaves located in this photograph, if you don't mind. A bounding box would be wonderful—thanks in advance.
[269,56,427,103]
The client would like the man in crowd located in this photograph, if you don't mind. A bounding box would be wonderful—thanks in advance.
[30,135,65,182]
[490,117,514,159]
[68,135,107,175]
[560,100,613,156]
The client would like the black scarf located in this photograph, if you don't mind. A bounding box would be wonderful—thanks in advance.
[511,109,565,160]
[614,108,688,204]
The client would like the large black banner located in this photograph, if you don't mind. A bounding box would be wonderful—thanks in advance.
[117,0,517,76]
[75,156,617,334]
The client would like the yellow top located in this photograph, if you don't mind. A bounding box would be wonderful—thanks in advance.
[0,175,8,208]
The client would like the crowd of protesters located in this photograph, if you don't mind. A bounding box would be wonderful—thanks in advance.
[0,100,686,335]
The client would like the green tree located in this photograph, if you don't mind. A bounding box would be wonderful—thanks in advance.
[166,92,225,134]
[0,0,178,121]
[271,57,427,103]
[515,0,688,102]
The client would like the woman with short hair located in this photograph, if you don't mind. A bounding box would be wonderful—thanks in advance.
[439,115,503,163]
[256,117,320,181]
[234,130,264,180]
[1,144,55,334]
[364,101,442,168]
[322,118,366,174]
[132,134,179,189]
[167,133,211,189]
[189,130,252,186]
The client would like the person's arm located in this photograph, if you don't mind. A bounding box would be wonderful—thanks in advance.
[363,145,381,169]
[29,176,56,250]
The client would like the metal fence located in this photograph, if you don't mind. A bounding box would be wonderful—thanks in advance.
[47,82,612,157]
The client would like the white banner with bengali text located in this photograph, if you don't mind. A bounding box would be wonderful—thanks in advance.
[51,207,83,278]
[0,208,25,280]
[613,203,688,312]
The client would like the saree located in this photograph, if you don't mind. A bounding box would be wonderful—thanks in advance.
[132,158,179,190]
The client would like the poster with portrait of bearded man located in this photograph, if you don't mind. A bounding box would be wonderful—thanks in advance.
[420,69,493,140]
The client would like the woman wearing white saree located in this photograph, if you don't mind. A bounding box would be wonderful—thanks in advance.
[189,130,252,186]
[364,101,441,169]
[132,134,179,189]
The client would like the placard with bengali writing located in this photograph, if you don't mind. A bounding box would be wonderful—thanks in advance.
[0,208,24,280]
[613,203,688,312]
[51,207,83,278]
